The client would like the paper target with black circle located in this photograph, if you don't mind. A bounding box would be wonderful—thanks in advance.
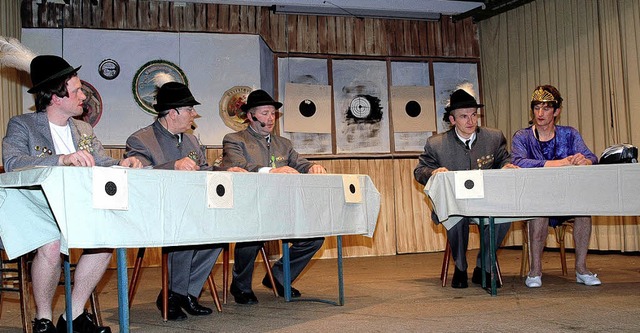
[92,167,129,210]
[283,83,332,133]
[207,172,234,209]
[341,175,362,203]
[454,170,484,199]
[390,86,436,132]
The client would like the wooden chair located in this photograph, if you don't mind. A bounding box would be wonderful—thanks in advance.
[520,220,573,277]
[128,244,276,319]
[0,251,102,333]
[208,244,277,305]
[0,251,30,333]
[440,242,503,287]
[127,248,222,319]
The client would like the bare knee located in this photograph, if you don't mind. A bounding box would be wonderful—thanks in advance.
[36,241,62,266]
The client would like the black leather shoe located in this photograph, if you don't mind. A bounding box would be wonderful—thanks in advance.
[471,266,502,288]
[174,293,213,316]
[230,282,258,305]
[55,310,111,333]
[451,267,468,288]
[262,275,301,298]
[156,291,187,321]
[32,318,56,333]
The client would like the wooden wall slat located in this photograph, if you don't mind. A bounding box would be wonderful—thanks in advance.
[326,16,337,54]
[317,16,328,53]
[416,21,427,56]
[352,18,364,54]
[306,15,319,54]
[228,5,240,32]
[335,16,347,54]
[216,4,229,31]
[410,21,421,55]
[344,17,355,55]
[194,3,206,31]
[363,18,375,55]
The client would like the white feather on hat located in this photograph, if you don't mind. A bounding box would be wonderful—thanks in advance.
[152,72,176,88]
[455,82,478,100]
[0,36,37,72]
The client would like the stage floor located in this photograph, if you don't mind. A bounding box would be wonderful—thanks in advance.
[2,248,639,332]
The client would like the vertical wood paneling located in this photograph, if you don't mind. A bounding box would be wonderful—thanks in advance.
[317,16,329,53]
[334,16,347,54]
[194,3,207,31]
[410,21,421,55]
[325,16,337,54]
[216,3,228,31]
[228,5,240,32]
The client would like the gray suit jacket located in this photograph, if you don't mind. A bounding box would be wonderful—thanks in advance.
[414,127,511,186]
[2,112,119,172]
[125,120,220,171]
[221,127,315,173]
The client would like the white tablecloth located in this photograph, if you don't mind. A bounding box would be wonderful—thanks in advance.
[425,164,640,230]
[0,167,381,259]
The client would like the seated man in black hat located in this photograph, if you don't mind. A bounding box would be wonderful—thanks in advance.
[2,55,143,333]
[220,89,326,304]
[125,81,246,320]
[413,84,517,289]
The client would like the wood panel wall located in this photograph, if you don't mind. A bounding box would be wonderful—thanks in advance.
[23,0,486,268]
[22,0,479,58]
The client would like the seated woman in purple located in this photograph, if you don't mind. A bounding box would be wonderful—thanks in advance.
[511,85,601,288]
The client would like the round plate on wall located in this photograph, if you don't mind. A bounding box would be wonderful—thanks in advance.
[132,59,188,115]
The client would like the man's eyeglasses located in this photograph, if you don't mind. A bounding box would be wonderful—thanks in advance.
[175,106,196,115]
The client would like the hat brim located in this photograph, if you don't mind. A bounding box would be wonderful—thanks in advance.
[27,66,81,94]
[153,99,201,112]
[444,101,484,112]
[241,100,283,112]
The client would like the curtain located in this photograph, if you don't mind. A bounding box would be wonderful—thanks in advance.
[0,0,23,162]
[479,0,640,251]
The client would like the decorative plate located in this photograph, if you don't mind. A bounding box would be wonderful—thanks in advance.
[132,59,188,115]
[219,86,253,131]
[75,80,103,127]
[98,58,120,80]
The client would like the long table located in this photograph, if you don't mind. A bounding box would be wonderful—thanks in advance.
[424,164,640,295]
[0,167,381,332]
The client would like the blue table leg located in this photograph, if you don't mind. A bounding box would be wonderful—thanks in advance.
[337,235,344,306]
[489,217,497,296]
[282,238,344,306]
[116,248,129,333]
[478,219,486,289]
[63,257,72,333]
[282,242,292,302]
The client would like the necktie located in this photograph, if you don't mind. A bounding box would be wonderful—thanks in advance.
[465,139,471,149]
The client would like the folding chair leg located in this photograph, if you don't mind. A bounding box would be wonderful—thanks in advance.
[128,248,146,308]
[260,247,278,297]
[222,244,229,304]
[555,225,568,276]
[521,222,530,277]
[161,253,169,322]
[19,256,30,333]
[89,291,102,326]
[205,275,222,312]
[441,242,451,287]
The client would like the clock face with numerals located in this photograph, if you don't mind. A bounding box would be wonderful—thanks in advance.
[349,96,371,118]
